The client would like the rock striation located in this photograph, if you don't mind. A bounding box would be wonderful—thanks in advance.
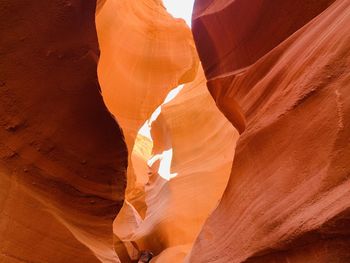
[189,0,350,262]
[0,1,127,262]
[97,0,238,261]
[2,0,349,262]
[96,0,198,220]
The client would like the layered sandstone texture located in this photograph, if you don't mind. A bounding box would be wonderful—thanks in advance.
[0,1,127,262]
[189,0,350,262]
[2,0,349,262]
[97,0,237,261]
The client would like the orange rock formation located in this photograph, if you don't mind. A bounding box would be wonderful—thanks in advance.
[1,0,349,262]
[96,0,238,261]
[189,0,350,262]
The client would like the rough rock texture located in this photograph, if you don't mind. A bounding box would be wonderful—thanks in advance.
[0,1,127,262]
[96,0,238,261]
[189,0,350,262]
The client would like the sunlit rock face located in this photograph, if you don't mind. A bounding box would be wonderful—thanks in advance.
[97,0,237,261]
[120,67,237,262]
[97,0,198,147]
[3,0,348,262]
[96,0,198,212]
[0,1,127,262]
[189,0,350,262]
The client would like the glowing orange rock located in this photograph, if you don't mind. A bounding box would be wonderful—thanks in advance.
[96,0,198,220]
[97,1,238,261]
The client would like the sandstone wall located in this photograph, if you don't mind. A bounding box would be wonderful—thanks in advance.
[0,1,127,262]
[96,1,238,261]
[189,0,350,262]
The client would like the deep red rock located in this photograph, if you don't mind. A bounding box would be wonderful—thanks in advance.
[189,0,350,262]
[0,1,127,262]
[192,0,336,79]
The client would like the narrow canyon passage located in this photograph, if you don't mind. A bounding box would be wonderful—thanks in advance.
[96,0,238,261]
[1,0,349,262]
[97,0,350,262]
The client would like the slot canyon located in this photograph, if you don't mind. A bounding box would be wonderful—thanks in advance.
[0,0,349,262]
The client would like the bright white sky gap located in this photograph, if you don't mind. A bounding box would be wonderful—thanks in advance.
[163,0,195,26]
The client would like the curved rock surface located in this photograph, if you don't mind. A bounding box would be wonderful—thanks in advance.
[96,0,198,221]
[189,0,350,262]
[124,67,237,262]
[97,1,238,261]
[0,1,127,262]
[3,0,349,262]
[97,0,198,147]
[192,0,336,78]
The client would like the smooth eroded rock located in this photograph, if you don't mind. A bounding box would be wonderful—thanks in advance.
[0,1,127,262]
[189,0,350,262]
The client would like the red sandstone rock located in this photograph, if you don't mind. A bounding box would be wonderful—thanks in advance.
[192,0,336,79]
[2,0,349,262]
[189,0,350,262]
[0,1,127,262]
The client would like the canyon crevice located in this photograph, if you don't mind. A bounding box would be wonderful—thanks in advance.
[1,0,349,262]
[96,0,238,261]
